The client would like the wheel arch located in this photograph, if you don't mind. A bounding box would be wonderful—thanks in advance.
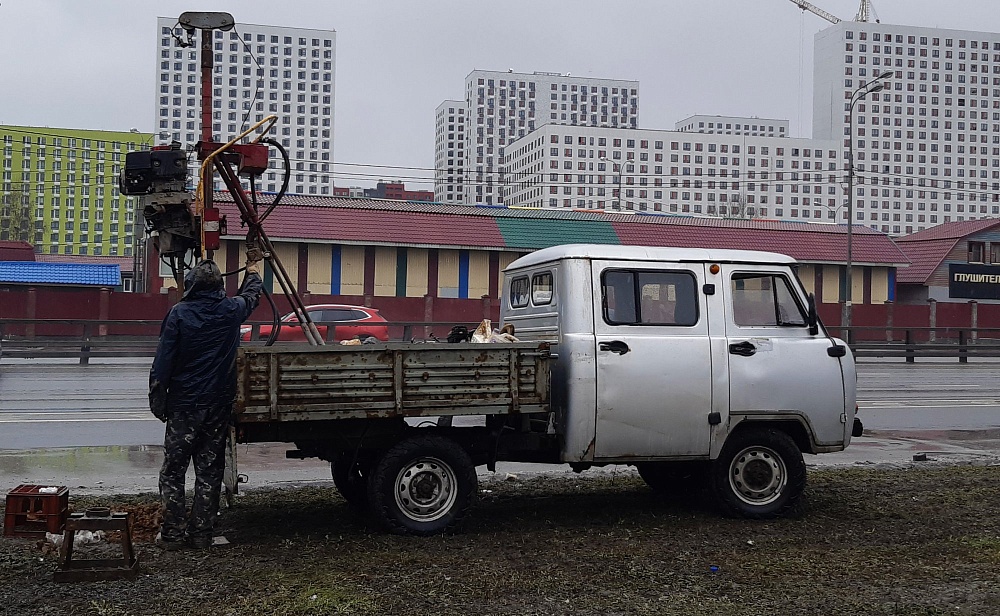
[721,414,818,457]
[709,424,808,519]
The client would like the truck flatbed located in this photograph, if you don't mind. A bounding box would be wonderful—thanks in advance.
[234,342,551,423]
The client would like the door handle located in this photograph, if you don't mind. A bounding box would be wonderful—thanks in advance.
[599,340,630,355]
[729,341,757,357]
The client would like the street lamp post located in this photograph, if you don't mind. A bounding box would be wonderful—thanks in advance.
[599,156,624,210]
[845,70,893,340]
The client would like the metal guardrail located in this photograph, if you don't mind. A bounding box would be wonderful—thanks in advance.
[850,331,1000,363]
[3,320,1000,364]
[0,318,480,364]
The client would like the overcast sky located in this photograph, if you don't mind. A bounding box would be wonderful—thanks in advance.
[2,0,1000,189]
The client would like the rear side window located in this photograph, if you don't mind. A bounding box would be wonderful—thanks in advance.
[601,269,698,326]
[509,277,529,308]
[325,309,356,321]
[731,274,807,327]
[531,272,553,305]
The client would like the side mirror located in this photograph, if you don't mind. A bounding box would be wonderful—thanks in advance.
[806,293,819,336]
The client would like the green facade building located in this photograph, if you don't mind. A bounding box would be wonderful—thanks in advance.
[1,125,152,256]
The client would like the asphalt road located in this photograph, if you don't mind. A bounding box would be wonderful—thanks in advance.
[0,358,156,450]
[857,363,1000,430]
[1,357,999,494]
[2,357,1000,449]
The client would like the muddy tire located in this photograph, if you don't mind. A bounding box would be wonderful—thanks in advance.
[367,434,477,536]
[331,457,369,509]
[710,428,805,519]
[636,461,709,494]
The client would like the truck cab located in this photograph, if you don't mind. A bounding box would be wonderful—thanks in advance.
[501,244,857,518]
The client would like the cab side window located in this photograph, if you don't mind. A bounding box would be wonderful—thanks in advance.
[731,274,807,327]
[531,272,553,305]
[602,269,697,326]
[509,277,529,308]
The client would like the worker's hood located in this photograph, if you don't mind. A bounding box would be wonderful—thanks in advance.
[182,260,225,301]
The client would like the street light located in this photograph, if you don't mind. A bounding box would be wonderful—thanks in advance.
[845,69,893,339]
[599,156,626,210]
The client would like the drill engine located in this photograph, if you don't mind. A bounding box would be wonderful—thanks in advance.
[119,143,198,258]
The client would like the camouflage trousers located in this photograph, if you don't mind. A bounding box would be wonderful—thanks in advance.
[159,403,230,543]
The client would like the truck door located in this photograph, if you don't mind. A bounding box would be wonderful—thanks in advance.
[592,261,713,459]
[723,266,847,447]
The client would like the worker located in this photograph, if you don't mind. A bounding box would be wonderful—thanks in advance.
[149,248,263,550]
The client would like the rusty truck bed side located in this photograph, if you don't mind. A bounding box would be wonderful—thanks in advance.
[234,342,550,422]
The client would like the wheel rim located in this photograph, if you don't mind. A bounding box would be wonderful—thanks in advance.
[728,445,787,507]
[394,457,458,523]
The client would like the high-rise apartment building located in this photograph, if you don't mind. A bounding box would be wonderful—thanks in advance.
[814,21,1000,235]
[478,20,1000,234]
[435,70,639,205]
[1,125,150,256]
[155,18,336,196]
[504,124,840,217]
[434,100,465,203]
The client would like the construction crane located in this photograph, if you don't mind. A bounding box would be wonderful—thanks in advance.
[788,0,880,25]
[788,0,841,25]
[855,0,879,23]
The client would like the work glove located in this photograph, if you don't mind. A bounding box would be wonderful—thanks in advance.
[245,241,266,277]
[245,259,263,277]
[148,380,169,423]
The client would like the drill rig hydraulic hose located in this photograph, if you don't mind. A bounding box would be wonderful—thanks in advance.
[194,115,324,346]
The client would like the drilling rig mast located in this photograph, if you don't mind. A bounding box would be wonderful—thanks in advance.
[120,11,324,345]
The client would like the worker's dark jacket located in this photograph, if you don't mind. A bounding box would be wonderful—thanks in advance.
[150,273,263,412]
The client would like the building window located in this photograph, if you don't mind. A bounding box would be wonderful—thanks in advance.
[991,243,1000,264]
[968,241,985,263]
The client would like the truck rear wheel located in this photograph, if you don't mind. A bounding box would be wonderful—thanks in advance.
[331,457,369,509]
[367,434,477,536]
[710,428,805,519]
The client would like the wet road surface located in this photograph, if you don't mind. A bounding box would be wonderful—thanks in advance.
[858,362,1000,430]
[1,357,999,494]
[0,359,156,449]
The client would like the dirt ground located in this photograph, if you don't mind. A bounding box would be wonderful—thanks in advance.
[2,463,999,616]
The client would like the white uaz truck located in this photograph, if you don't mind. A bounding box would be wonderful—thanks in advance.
[233,244,859,535]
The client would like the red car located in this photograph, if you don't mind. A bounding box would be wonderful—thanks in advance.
[241,304,390,343]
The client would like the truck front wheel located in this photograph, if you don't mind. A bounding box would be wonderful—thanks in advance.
[367,435,477,536]
[710,428,805,519]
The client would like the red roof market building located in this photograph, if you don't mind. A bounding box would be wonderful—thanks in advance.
[895,219,1000,304]
[141,195,909,318]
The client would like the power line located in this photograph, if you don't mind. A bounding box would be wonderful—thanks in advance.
[6,172,999,201]
[233,25,265,136]
[5,145,998,208]
[5,127,1000,199]
[8,122,999,180]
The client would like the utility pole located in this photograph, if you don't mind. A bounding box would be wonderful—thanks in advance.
[845,70,893,338]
